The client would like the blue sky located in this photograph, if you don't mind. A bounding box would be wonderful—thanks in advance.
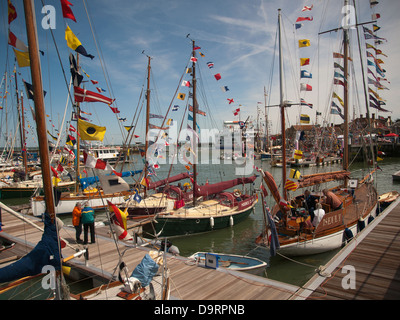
[1,0,399,147]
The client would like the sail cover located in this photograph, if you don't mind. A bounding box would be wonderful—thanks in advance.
[0,213,61,284]
[297,170,350,188]
[195,175,257,197]
[148,172,194,190]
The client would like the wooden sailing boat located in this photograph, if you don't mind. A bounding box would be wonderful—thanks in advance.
[144,39,258,237]
[256,5,378,256]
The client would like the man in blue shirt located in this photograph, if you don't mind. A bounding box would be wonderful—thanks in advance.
[81,204,95,244]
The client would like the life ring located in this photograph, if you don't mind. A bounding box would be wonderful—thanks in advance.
[233,189,241,197]
[183,182,192,190]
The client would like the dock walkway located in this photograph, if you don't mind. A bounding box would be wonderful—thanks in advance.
[292,197,400,300]
[0,206,298,300]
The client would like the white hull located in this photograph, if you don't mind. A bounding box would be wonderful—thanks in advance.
[277,204,377,256]
[31,193,127,216]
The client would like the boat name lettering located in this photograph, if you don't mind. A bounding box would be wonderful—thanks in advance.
[322,212,341,227]
[238,196,256,210]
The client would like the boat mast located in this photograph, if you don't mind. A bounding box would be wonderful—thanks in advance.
[191,40,197,206]
[14,69,28,177]
[278,9,287,200]
[264,86,269,152]
[343,0,350,183]
[75,53,81,193]
[23,0,55,219]
[144,55,151,197]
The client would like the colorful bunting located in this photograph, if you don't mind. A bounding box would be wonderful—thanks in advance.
[8,0,17,24]
[65,26,94,59]
[298,39,310,48]
[296,16,313,22]
[300,83,312,91]
[60,0,77,22]
[300,58,310,66]
[74,86,114,105]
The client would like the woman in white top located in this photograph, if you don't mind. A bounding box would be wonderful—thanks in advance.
[312,203,325,227]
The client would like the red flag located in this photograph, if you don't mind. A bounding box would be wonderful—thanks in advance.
[51,166,59,178]
[57,163,64,173]
[8,0,17,24]
[214,73,222,81]
[83,150,107,170]
[60,0,77,22]
[296,16,313,22]
[109,106,120,113]
[8,31,28,52]
[227,98,234,104]
[74,86,114,105]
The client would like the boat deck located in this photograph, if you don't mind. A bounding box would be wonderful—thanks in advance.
[292,197,400,300]
[0,206,298,300]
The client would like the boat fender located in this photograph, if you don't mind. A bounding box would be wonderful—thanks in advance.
[210,217,214,228]
[357,219,365,232]
[368,215,374,224]
[168,245,180,255]
[344,228,353,241]
[229,215,234,226]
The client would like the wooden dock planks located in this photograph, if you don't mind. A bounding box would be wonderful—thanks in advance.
[0,207,298,300]
[294,197,400,300]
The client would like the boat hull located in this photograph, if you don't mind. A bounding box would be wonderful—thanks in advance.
[31,192,129,216]
[276,203,377,256]
[0,181,75,200]
[147,199,257,237]
[189,252,267,275]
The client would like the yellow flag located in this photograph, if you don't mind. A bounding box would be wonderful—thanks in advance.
[300,58,310,66]
[78,118,106,141]
[298,39,310,48]
[289,169,301,180]
[332,92,344,107]
[13,49,30,67]
[177,93,186,100]
[65,25,82,51]
[294,150,303,160]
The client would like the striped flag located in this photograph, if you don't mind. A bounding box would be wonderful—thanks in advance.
[284,179,298,191]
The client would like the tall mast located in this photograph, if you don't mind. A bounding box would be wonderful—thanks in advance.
[343,0,350,181]
[191,40,197,206]
[75,54,81,193]
[14,69,28,178]
[278,9,287,200]
[264,86,269,151]
[144,55,151,196]
[23,0,55,219]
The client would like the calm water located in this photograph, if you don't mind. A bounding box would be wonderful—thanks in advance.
[2,150,399,291]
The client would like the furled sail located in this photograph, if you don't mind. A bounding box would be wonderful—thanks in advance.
[194,175,257,197]
[0,213,61,284]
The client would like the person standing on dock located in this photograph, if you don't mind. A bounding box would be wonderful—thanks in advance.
[72,202,83,243]
[81,203,96,244]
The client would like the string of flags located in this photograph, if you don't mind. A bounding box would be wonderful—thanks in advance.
[364,2,390,114]
[295,3,314,126]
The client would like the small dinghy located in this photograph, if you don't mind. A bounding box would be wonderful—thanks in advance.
[188,252,267,275]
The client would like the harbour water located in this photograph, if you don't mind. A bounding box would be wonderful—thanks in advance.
[1,150,399,294]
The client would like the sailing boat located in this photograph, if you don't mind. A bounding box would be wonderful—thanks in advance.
[256,5,378,256]
[143,39,258,237]
[118,55,195,217]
